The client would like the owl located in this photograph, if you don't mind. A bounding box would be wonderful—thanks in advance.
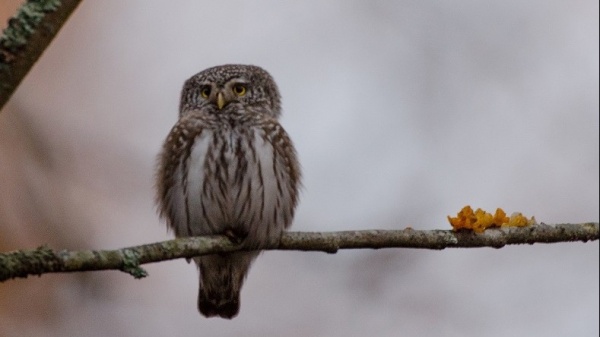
[155,64,301,319]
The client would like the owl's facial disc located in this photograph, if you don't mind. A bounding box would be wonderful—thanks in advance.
[211,80,248,110]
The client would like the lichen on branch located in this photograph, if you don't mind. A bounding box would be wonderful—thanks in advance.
[0,0,82,109]
[0,223,597,282]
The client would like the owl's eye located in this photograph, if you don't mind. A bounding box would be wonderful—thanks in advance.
[200,87,211,98]
[232,84,247,96]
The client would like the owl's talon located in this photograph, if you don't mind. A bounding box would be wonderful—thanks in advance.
[223,228,248,245]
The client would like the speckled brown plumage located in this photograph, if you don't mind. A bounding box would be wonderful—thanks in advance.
[156,65,300,319]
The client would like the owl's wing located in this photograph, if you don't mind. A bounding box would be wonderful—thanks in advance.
[156,115,210,238]
[254,120,301,232]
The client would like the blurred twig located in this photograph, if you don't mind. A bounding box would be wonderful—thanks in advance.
[0,223,597,282]
[0,0,82,110]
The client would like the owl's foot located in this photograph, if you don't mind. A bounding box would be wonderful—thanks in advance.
[223,227,248,245]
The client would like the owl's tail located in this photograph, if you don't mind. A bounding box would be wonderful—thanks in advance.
[195,252,258,319]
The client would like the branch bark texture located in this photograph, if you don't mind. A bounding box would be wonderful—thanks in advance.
[0,0,82,110]
[0,223,597,282]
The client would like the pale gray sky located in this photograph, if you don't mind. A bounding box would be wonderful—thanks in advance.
[1,1,598,336]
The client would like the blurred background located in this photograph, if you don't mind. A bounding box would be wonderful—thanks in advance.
[0,1,598,336]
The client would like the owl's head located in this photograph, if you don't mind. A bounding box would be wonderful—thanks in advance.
[179,64,282,119]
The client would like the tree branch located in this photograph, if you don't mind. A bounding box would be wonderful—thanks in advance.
[0,0,82,110]
[1,222,597,282]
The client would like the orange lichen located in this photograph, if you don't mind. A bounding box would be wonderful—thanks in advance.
[448,206,536,232]
[503,212,536,228]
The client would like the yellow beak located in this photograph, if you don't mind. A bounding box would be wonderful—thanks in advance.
[217,92,225,110]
